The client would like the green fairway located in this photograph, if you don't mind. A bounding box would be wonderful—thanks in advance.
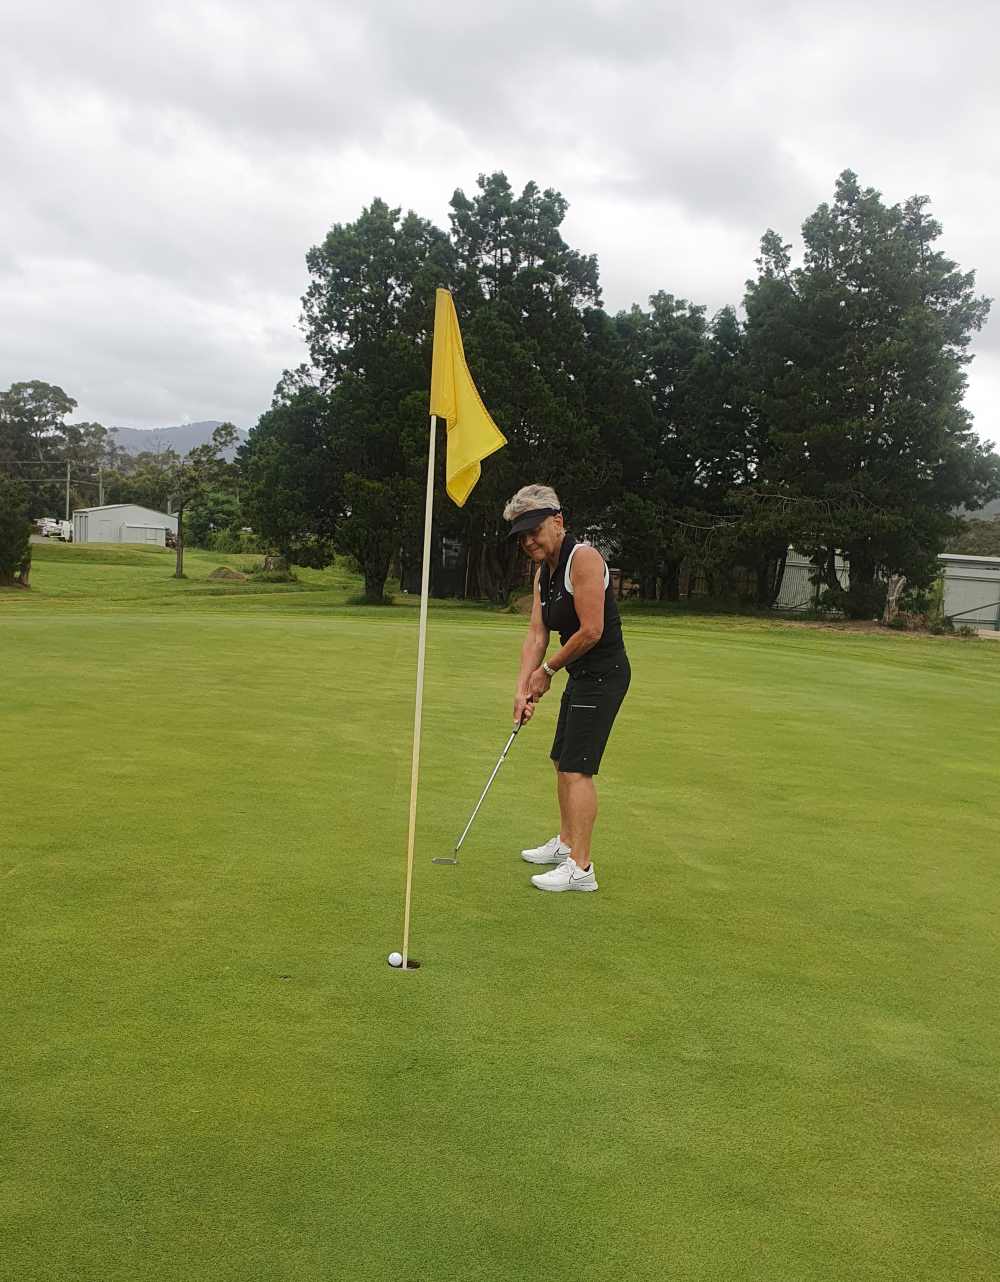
[4,541,383,611]
[4,548,1000,1280]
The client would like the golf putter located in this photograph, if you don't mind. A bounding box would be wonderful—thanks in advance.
[433,704,531,865]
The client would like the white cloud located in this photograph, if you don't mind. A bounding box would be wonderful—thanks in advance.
[1,0,996,447]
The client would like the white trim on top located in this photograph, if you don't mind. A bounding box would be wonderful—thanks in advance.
[565,541,609,596]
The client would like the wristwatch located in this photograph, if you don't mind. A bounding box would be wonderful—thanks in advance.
[542,660,557,678]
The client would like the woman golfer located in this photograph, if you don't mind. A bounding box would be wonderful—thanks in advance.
[507,484,631,892]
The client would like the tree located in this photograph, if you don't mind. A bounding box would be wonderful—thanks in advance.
[744,172,999,616]
[584,298,756,600]
[165,424,239,578]
[185,487,242,547]
[61,421,127,476]
[255,177,620,604]
[447,174,606,600]
[297,199,453,601]
[0,381,82,517]
[627,295,722,598]
[103,449,178,511]
[0,474,32,586]
[947,516,1000,557]
[239,378,342,569]
[0,382,127,517]
[0,381,77,463]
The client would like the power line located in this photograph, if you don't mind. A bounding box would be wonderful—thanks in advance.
[2,461,106,510]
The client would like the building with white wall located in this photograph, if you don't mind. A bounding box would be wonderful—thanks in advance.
[73,504,178,546]
[940,554,1000,630]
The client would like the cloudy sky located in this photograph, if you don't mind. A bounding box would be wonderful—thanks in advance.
[3,0,998,447]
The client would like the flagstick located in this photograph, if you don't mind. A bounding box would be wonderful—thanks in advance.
[401,414,438,970]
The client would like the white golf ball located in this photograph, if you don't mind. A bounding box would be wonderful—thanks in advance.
[387,951,403,968]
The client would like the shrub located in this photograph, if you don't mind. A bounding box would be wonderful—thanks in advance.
[287,536,336,570]
[0,476,32,585]
[206,528,242,553]
[923,577,946,629]
[819,580,888,620]
[247,556,297,583]
[203,527,263,554]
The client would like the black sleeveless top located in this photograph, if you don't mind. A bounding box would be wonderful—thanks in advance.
[539,535,626,677]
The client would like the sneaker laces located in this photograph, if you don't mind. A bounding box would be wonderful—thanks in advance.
[537,858,573,880]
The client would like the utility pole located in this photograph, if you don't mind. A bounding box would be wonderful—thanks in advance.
[65,461,71,520]
[98,466,104,506]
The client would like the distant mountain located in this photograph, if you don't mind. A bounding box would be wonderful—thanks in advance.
[109,421,248,461]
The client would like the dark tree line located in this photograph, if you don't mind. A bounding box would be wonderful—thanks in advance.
[239,169,999,614]
[5,171,997,612]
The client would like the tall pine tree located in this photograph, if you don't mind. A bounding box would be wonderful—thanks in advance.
[745,171,998,615]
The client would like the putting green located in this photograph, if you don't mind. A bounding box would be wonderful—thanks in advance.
[4,549,999,1280]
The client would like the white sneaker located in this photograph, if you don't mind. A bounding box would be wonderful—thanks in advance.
[520,834,571,865]
[530,858,598,893]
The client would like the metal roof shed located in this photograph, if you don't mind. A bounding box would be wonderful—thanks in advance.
[73,504,178,545]
[940,554,1000,631]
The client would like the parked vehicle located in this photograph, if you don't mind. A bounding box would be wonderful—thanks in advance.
[56,520,73,542]
[36,517,62,537]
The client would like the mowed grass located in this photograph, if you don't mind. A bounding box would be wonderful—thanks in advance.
[3,549,1000,1280]
[4,541,378,611]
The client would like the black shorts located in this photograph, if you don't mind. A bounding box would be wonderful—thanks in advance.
[550,654,631,776]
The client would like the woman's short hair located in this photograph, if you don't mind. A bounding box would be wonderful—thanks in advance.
[503,484,561,522]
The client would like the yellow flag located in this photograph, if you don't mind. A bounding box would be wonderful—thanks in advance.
[429,288,507,506]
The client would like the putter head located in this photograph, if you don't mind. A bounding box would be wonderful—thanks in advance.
[432,856,459,865]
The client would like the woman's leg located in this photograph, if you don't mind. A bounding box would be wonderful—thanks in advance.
[554,759,567,841]
[558,770,597,868]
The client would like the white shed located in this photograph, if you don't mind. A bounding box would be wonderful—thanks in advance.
[775,548,849,612]
[73,504,178,546]
[940,554,1000,631]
